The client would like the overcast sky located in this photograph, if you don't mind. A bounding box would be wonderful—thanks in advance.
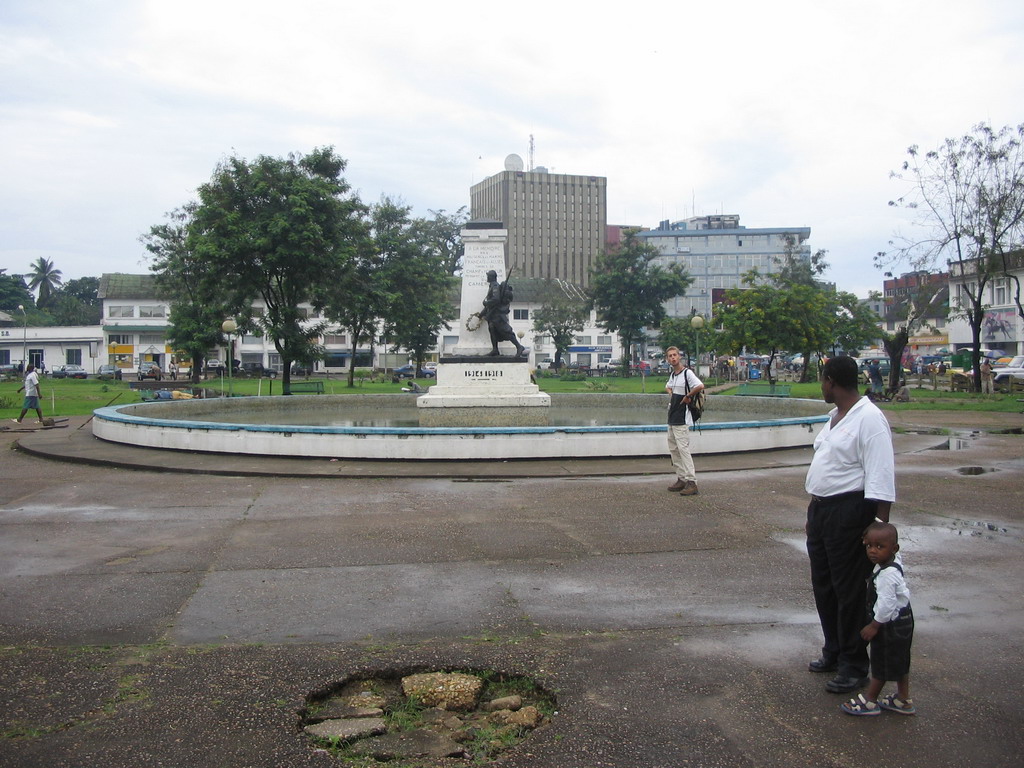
[3,0,1023,299]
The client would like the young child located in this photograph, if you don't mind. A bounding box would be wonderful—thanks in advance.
[840,521,917,716]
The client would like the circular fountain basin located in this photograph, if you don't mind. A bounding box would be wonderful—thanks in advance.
[92,393,829,461]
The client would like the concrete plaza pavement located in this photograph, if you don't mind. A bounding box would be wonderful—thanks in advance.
[1,410,1022,767]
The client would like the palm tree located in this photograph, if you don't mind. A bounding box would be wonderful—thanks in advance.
[28,257,63,308]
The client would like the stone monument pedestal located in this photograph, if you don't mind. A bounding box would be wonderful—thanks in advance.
[418,219,551,427]
[417,357,551,427]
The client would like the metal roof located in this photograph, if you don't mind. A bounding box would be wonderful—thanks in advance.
[98,273,160,300]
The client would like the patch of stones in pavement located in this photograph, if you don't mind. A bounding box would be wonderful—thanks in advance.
[300,669,556,765]
[950,518,1011,536]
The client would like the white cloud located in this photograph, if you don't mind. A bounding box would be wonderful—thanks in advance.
[0,0,1022,301]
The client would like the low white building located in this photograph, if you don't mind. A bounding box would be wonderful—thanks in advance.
[91,273,623,374]
[0,319,104,374]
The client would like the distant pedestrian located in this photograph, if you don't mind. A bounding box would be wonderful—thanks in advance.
[664,346,704,497]
[981,360,994,395]
[13,365,44,424]
[840,522,916,717]
[868,360,883,395]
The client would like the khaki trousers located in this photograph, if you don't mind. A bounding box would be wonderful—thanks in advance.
[667,424,695,482]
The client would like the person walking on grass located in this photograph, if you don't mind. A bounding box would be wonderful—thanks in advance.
[665,345,704,497]
[805,355,895,694]
[13,364,44,424]
[840,521,916,717]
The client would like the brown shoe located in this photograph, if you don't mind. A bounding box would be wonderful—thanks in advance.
[679,481,699,496]
[667,479,686,492]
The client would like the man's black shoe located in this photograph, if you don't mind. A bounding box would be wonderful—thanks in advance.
[808,657,838,673]
[825,675,868,693]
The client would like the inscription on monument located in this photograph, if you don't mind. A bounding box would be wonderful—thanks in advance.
[462,242,506,290]
[465,370,504,378]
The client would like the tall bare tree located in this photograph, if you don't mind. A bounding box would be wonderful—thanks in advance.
[880,123,1024,389]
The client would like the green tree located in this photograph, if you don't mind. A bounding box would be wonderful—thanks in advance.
[419,207,468,275]
[143,205,227,383]
[382,210,458,375]
[657,314,719,366]
[27,257,63,309]
[590,230,691,375]
[0,269,34,312]
[189,147,365,393]
[832,290,885,361]
[531,279,591,370]
[49,276,101,325]
[880,122,1024,390]
[318,197,399,387]
[716,273,832,385]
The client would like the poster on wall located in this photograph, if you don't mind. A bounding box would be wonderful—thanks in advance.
[982,310,1018,348]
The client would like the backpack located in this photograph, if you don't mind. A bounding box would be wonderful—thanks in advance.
[685,371,706,423]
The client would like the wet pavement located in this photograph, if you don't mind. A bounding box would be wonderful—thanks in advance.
[1,410,1022,767]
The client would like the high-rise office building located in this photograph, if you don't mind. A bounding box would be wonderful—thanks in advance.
[470,167,607,287]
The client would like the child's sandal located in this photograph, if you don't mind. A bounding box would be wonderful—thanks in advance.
[840,694,881,716]
[878,693,916,715]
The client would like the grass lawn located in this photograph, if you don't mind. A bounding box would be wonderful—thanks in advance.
[4,373,1021,420]
[0,378,146,420]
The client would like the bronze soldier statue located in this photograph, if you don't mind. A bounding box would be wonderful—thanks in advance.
[481,270,526,357]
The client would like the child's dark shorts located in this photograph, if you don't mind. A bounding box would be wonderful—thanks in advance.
[870,604,914,681]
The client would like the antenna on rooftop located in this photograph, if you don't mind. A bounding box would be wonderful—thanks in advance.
[529,134,535,171]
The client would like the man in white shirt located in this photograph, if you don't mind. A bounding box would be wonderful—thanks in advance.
[665,346,704,496]
[804,355,895,694]
[14,364,44,424]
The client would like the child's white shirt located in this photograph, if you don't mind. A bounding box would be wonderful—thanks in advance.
[873,552,911,623]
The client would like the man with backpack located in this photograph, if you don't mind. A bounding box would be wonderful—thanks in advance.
[665,346,705,496]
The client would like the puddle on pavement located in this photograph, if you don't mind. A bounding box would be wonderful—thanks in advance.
[776,520,1017,554]
[928,437,972,451]
[957,466,997,475]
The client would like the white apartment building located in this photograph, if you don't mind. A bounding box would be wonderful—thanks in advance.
[946,252,1024,356]
[636,214,812,320]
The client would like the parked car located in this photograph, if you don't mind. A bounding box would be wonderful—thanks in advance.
[205,359,242,374]
[137,362,163,381]
[290,362,315,376]
[52,364,88,379]
[393,364,436,379]
[239,362,277,378]
[994,355,1024,391]
[97,364,123,380]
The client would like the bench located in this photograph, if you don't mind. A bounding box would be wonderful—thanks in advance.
[287,380,325,394]
[735,382,792,397]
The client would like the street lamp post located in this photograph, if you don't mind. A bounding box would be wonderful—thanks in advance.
[690,314,705,377]
[221,319,237,397]
[18,304,27,371]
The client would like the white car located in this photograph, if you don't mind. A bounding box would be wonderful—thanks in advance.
[993,355,1024,391]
